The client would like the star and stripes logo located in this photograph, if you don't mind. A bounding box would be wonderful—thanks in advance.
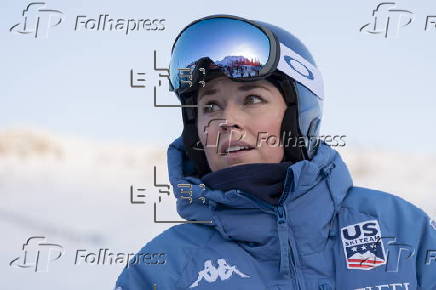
[341,220,387,270]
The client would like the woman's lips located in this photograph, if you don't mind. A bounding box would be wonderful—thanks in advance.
[219,141,255,154]
[220,147,255,158]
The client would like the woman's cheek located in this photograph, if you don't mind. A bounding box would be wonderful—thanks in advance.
[198,119,218,149]
[197,119,207,144]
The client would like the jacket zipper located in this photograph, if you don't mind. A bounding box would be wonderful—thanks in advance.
[234,166,305,289]
[276,168,305,290]
[276,169,300,287]
[276,204,303,290]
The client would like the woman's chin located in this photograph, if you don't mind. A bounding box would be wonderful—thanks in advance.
[227,161,249,167]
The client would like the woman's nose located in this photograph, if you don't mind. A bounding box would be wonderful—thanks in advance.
[218,104,244,133]
[218,121,240,132]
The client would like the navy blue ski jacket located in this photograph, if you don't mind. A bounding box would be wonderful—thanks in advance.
[115,136,436,289]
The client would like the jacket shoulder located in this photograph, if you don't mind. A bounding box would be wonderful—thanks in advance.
[341,187,436,289]
[341,186,432,245]
[147,223,216,248]
[115,224,216,290]
[342,186,431,220]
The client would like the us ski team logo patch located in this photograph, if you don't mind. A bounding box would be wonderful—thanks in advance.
[340,219,387,270]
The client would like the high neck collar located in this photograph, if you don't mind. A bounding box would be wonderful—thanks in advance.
[201,161,293,206]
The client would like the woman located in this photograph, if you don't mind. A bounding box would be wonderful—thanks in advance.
[115,15,436,290]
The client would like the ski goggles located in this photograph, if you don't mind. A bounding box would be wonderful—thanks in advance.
[169,15,324,100]
[169,15,278,94]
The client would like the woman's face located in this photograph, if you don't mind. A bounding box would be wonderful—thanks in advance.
[197,76,287,172]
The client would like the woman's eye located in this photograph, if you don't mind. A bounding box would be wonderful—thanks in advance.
[202,102,220,113]
[245,95,264,105]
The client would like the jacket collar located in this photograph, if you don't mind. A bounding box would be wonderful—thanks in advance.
[167,136,353,255]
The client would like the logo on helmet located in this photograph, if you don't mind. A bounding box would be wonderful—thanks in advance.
[283,55,314,80]
[277,43,324,100]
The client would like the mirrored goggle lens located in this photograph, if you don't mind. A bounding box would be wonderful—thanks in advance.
[170,17,272,91]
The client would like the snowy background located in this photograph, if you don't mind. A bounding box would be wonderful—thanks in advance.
[0,129,434,290]
[1,0,436,289]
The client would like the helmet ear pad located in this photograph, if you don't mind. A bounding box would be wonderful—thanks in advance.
[180,92,211,178]
[279,106,307,162]
[266,71,308,162]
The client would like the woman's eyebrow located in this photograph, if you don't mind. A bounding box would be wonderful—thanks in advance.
[238,84,272,92]
[198,83,271,101]
[198,87,218,101]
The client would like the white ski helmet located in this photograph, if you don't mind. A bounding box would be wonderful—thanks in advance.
[169,14,324,177]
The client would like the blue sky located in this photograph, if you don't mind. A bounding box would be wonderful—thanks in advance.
[1,0,435,153]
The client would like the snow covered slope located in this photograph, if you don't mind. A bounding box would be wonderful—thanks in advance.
[0,128,434,290]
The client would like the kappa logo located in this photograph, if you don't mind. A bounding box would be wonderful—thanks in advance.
[341,220,387,270]
[189,258,250,288]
